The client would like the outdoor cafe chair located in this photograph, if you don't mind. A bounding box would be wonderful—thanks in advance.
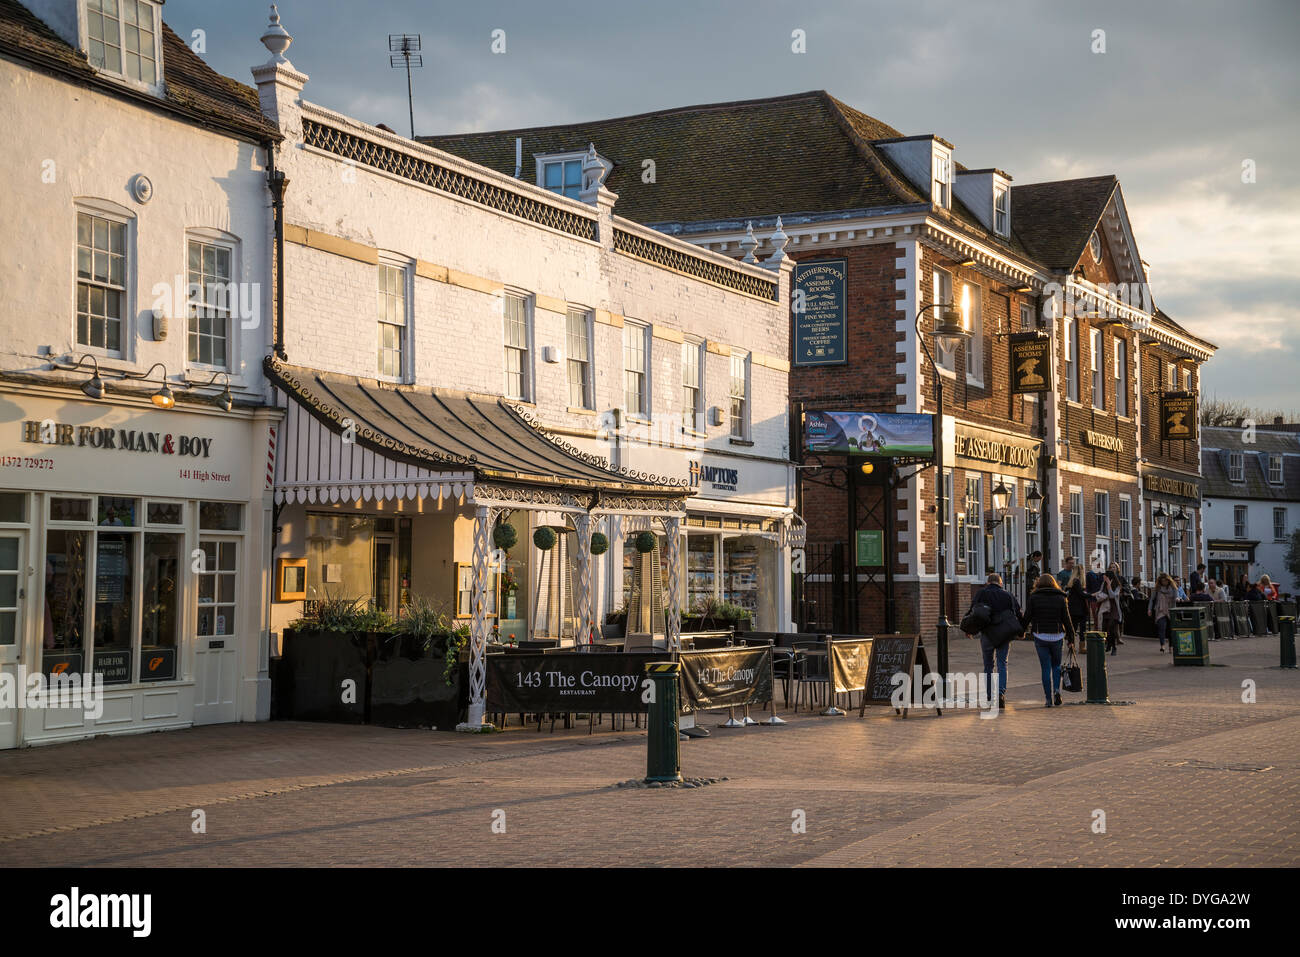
[792,640,830,712]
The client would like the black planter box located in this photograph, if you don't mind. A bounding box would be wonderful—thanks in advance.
[278,628,373,724]
[370,634,463,731]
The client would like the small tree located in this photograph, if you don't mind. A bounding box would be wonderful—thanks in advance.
[1282,528,1300,592]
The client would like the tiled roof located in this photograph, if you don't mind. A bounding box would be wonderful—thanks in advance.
[424,90,919,225]
[424,90,1054,263]
[1010,175,1117,270]
[0,0,278,141]
[1201,427,1300,500]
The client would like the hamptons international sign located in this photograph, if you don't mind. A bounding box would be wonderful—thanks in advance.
[793,260,847,366]
[1160,392,1198,441]
[1008,332,1052,394]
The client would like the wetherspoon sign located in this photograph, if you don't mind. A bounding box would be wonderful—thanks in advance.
[793,260,847,366]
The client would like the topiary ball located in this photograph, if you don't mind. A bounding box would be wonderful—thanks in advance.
[589,532,609,556]
[533,526,558,551]
[492,523,518,551]
[634,531,656,553]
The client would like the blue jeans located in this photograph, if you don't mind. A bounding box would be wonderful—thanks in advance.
[1034,637,1064,701]
[1156,616,1169,647]
[980,635,1010,700]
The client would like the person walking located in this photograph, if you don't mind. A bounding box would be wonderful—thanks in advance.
[967,572,1025,710]
[1024,574,1076,707]
[1066,566,1090,647]
[1095,567,1124,656]
[1055,555,1076,589]
[1149,573,1178,652]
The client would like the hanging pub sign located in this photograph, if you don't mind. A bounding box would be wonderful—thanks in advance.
[792,260,847,366]
[803,411,935,463]
[1008,332,1053,394]
[1160,392,1198,441]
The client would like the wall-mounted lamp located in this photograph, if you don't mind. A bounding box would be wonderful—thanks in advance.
[123,362,176,409]
[51,354,109,399]
[956,257,976,268]
[198,370,234,411]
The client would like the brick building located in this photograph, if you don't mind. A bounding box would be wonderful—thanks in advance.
[429,90,1218,640]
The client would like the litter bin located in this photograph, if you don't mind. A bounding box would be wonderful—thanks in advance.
[1170,605,1211,666]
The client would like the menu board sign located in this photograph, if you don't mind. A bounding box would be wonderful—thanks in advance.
[793,260,847,366]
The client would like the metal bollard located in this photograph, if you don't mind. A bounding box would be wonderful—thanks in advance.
[644,661,683,783]
[1085,630,1110,704]
[1281,616,1297,669]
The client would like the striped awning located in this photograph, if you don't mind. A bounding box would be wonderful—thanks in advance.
[266,356,689,506]
[272,394,473,505]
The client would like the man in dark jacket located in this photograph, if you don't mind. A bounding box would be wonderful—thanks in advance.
[1190,564,1207,594]
[968,573,1024,709]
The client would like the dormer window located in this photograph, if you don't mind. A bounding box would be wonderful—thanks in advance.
[993,184,1009,236]
[536,150,611,200]
[1228,452,1244,483]
[932,151,951,208]
[86,0,161,86]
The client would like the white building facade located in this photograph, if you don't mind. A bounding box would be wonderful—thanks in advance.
[0,0,280,748]
[249,15,797,725]
[1201,425,1300,594]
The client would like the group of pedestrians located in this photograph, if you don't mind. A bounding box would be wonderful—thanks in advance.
[964,555,1134,709]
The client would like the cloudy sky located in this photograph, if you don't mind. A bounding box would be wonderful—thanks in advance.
[169,0,1300,411]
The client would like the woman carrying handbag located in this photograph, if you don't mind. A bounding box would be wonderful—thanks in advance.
[1024,574,1077,708]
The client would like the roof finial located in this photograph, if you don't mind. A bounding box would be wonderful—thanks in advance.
[261,5,293,63]
[765,216,789,264]
[581,143,604,190]
[739,222,758,263]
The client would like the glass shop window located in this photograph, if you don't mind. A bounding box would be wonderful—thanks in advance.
[199,501,243,531]
[196,539,237,637]
[687,534,717,611]
[43,529,89,660]
[0,492,27,524]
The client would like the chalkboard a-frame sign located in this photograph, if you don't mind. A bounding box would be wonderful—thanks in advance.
[856,635,940,717]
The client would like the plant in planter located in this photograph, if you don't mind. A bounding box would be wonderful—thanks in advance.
[493,522,518,551]
[533,526,558,551]
[714,601,753,631]
[634,531,656,553]
[445,624,471,684]
[589,531,609,555]
[283,594,392,724]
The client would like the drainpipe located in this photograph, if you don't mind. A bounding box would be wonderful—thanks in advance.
[267,147,289,361]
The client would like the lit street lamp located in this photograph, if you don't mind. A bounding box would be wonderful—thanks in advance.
[915,299,971,692]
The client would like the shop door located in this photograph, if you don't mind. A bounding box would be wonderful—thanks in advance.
[0,532,26,749]
[193,537,240,725]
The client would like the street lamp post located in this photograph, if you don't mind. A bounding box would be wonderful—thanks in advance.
[915,300,970,694]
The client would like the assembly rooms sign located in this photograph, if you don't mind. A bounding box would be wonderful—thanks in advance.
[952,424,1041,480]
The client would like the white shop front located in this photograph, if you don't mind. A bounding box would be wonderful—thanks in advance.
[618,444,797,632]
[0,384,276,749]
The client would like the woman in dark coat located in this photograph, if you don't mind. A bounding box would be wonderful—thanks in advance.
[1066,567,1090,644]
[1024,574,1077,707]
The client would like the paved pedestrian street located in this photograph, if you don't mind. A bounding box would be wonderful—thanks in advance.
[1,634,1296,868]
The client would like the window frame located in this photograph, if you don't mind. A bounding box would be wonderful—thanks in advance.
[75,200,134,358]
[1090,326,1105,410]
[185,230,239,373]
[502,291,534,401]
[1118,495,1133,578]
[1233,505,1248,539]
[933,268,956,373]
[1113,337,1128,416]
[1228,452,1245,483]
[681,337,704,433]
[565,306,594,410]
[962,281,984,385]
[622,320,651,420]
[932,149,952,209]
[993,184,1009,236]
[376,259,411,383]
[83,0,163,90]
[1274,507,1288,542]
[1268,454,1283,485]
[1064,317,1079,403]
[1069,488,1083,563]
[728,350,751,440]
[534,151,609,201]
